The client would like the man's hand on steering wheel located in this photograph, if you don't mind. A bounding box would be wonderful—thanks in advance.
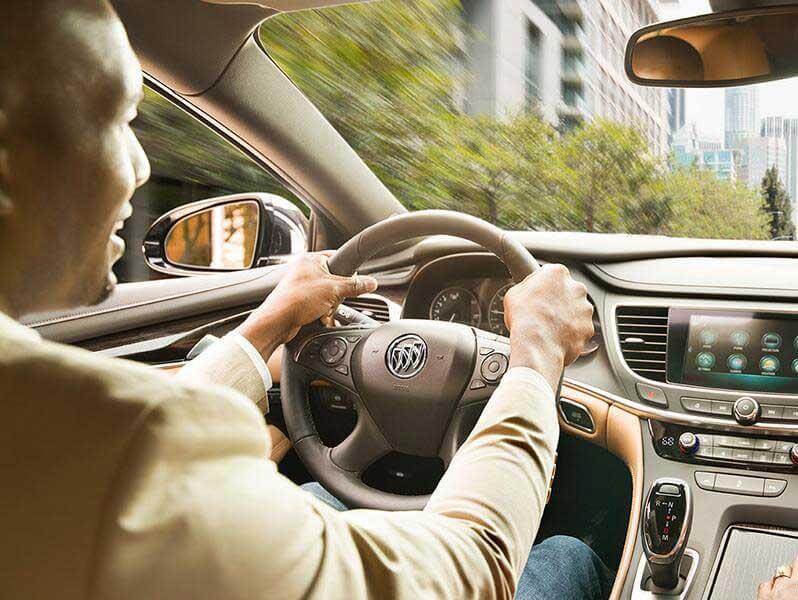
[504,264,594,393]
[236,252,379,356]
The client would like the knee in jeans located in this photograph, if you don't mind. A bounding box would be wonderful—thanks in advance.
[541,535,596,564]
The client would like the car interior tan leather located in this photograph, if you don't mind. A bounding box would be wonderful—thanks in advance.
[560,380,642,600]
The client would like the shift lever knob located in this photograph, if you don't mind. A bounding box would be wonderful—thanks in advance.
[642,478,693,590]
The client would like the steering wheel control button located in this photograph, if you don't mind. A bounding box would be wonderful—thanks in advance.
[558,399,595,433]
[764,479,788,497]
[636,383,668,407]
[762,332,783,349]
[695,471,716,491]
[334,364,349,376]
[480,353,508,383]
[470,379,486,390]
[479,347,493,355]
[320,337,348,365]
[678,432,699,455]
[733,397,760,425]
[681,397,713,414]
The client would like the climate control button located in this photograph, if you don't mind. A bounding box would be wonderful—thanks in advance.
[733,397,760,425]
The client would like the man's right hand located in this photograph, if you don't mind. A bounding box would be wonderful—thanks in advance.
[503,264,594,392]
[758,556,798,599]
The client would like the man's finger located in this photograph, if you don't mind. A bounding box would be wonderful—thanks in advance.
[337,274,378,298]
[791,553,798,578]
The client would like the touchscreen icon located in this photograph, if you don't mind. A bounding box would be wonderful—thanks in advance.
[792,358,798,374]
[699,330,717,346]
[762,333,782,349]
[730,331,750,348]
[760,355,780,373]
[727,354,747,371]
[695,352,715,369]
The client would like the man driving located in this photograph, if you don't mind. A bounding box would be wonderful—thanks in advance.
[3,1,786,599]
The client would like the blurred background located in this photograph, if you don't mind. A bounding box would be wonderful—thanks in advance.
[119,0,798,283]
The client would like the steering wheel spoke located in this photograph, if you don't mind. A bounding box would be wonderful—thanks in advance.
[330,405,391,473]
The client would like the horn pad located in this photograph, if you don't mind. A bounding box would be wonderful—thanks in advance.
[351,320,475,456]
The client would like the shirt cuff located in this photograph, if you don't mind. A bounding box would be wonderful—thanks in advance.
[226,332,273,394]
[499,366,555,398]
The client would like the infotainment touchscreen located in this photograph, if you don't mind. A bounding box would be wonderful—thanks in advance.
[668,309,798,394]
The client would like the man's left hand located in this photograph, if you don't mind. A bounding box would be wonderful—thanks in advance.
[236,252,378,357]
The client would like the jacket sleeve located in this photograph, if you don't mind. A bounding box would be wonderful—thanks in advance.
[90,368,558,600]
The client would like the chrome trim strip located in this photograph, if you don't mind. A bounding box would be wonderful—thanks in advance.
[565,377,798,434]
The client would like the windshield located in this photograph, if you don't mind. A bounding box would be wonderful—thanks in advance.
[259,0,798,241]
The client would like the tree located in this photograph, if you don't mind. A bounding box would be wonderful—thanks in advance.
[760,166,795,240]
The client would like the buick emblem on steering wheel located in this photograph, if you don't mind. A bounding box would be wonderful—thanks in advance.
[386,334,428,379]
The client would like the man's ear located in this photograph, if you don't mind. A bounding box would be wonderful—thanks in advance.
[0,109,12,217]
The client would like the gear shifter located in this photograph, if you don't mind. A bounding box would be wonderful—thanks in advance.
[642,478,693,591]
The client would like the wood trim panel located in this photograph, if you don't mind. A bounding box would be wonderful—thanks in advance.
[561,380,643,600]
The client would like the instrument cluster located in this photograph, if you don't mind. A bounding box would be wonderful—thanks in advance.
[428,280,513,336]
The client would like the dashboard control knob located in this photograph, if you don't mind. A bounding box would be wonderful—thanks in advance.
[790,445,798,465]
[678,432,699,455]
[733,397,760,425]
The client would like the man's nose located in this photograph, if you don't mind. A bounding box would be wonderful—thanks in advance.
[128,128,150,188]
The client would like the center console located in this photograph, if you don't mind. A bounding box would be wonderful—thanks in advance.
[605,301,798,599]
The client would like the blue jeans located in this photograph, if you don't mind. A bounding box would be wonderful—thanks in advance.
[302,482,613,600]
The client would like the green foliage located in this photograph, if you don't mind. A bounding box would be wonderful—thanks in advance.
[259,1,770,240]
[760,166,795,240]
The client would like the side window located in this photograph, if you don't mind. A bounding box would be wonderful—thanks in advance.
[117,86,306,283]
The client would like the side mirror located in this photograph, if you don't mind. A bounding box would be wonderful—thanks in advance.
[626,5,798,87]
[143,193,308,276]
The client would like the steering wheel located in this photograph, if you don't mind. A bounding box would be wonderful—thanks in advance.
[281,210,540,510]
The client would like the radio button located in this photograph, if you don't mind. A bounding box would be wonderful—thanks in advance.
[696,433,714,446]
[712,401,734,416]
[694,471,716,490]
[715,474,764,496]
[716,436,755,449]
[755,439,777,451]
[681,397,713,414]
[783,407,798,420]
[776,441,794,453]
[637,383,668,407]
[761,405,784,420]
[764,479,788,497]
[731,449,753,461]
[753,451,774,464]
[695,446,714,458]
[774,453,792,465]
[713,447,733,460]
[733,397,760,425]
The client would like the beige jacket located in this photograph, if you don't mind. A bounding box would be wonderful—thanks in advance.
[0,311,558,600]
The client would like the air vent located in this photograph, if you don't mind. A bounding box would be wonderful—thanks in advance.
[343,295,392,322]
[616,306,669,382]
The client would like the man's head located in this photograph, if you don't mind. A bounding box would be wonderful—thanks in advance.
[0,0,150,318]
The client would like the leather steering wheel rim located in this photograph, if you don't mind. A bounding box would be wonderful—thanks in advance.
[281,210,541,510]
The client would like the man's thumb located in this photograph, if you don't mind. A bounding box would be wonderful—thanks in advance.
[346,275,378,296]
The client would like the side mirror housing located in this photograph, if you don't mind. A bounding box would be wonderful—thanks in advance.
[143,192,308,276]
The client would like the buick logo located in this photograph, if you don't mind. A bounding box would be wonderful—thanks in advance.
[386,334,427,379]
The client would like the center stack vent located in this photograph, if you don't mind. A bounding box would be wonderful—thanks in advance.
[616,306,669,382]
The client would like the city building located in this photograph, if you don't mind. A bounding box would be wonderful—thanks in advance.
[671,123,733,180]
[740,135,787,188]
[724,87,759,150]
[668,88,686,144]
[761,116,798,207]
[461,0,670,154]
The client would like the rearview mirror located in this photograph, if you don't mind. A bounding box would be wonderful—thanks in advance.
[626,5,798,87]
[144,193,308,276]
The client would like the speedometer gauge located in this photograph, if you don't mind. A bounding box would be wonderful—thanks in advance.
[488,283,512,336]
[429,287,481,326]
